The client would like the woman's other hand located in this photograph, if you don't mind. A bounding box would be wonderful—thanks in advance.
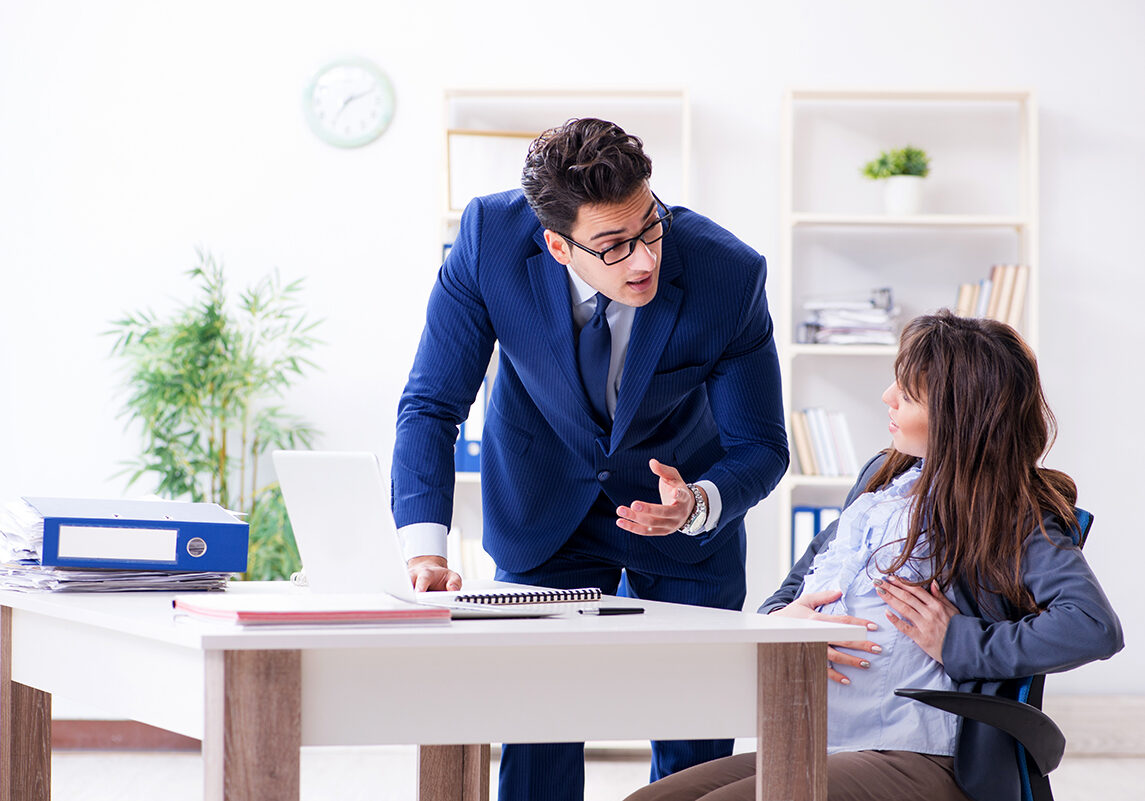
[876,576,958,663]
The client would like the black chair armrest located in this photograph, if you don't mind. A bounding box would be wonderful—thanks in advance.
[894,688,1066,775]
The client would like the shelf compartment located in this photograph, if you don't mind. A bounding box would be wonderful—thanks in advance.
[790,213,1029,229]
[790,344,897,358]
[783,474,858,489]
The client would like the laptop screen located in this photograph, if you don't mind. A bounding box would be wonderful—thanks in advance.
[272,450,418,603]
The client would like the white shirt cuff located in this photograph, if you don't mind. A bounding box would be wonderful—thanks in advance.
[398,522,449,562]
[694,480,722,535]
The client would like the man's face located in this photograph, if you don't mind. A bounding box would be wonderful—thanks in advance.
[543,186,663,307]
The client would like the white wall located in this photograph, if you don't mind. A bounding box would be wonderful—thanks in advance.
[1,0,1141,693]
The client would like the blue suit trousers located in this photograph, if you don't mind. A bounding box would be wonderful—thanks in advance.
[494,493,745,801]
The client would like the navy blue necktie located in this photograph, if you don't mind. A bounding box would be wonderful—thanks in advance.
[578,292,612,425]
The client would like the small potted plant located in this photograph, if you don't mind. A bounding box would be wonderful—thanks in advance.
[862,145,930,215]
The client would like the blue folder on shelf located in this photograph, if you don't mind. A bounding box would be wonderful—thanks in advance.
[23,497,249,572]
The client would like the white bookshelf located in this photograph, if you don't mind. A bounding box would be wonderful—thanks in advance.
[440,88,692,581]
[774,88,1039,568]
[442,87,691,243]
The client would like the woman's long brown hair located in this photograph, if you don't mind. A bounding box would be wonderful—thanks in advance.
[868,311,1078,615]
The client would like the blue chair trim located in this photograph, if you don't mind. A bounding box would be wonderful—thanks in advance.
[1017,677,1034,801]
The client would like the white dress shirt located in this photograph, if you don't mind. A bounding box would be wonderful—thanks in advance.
[399,266,722,561]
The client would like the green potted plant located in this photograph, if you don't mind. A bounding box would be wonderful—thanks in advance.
[107,249,323,580]
[861,145,931,215]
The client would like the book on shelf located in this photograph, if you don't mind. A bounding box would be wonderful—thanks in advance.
[790,411,818,476]
[955,283,976,317]
[974,278,992,317]
[954,264,1028,330]
[1008,265,1030,327]
[828,410,860,476]
[992,264,1017,324]
[806,408,837,476]
[984,264,1004,320]
[792,505,842,563]
[791,409,858,478]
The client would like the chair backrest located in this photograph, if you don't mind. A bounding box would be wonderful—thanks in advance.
[1014,505,1093,801]
[1071,507,1093,548]
[897,507,1094,801]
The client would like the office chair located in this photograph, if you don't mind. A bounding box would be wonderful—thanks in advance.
[895,508,1093,801]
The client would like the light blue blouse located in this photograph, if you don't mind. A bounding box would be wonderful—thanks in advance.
[801,462,959,756]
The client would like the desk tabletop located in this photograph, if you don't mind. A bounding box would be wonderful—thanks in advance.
[0,581,865,651]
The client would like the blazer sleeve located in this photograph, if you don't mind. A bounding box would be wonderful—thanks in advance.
[941,516,1124,683]
[391,197,496,529]
[757,452,887,613]
[697,254,790,526]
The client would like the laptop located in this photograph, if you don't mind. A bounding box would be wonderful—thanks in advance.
[271,450,563,619]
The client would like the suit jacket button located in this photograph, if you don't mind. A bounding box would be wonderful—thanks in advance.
[597,471,610,481]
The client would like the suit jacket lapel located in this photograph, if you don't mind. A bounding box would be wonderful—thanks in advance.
[526,229,601,428]
[610,238,684,452]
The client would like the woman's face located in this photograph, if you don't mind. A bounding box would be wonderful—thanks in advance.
[882,380,929,458]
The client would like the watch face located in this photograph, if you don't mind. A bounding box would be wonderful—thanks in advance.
[303,58,395,148]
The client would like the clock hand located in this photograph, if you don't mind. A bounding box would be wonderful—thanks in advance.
[334,88,375,121]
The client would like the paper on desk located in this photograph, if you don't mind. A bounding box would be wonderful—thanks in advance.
[0,499,44,561]
[0,563,231,592]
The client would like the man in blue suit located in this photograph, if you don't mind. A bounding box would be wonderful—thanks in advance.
[392,118,788,801]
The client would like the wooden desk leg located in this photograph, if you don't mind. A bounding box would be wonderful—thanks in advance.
[418,744,490,801]
[1,606,52,801]
[756,642,827,801]
[204,650,301,801]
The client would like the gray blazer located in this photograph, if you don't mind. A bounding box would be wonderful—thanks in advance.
[759,453,1124,801]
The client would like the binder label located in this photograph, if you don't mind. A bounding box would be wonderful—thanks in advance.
[57,525,179,563]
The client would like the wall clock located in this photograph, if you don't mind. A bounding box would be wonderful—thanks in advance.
[303,57,395,148]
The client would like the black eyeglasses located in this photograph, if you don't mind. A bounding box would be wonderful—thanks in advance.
[559,193,673,266]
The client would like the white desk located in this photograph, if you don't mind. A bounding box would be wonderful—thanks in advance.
[1,583,863,801]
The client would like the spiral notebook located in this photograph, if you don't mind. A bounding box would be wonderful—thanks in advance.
[453,587,602,605]
[273,450,601,619]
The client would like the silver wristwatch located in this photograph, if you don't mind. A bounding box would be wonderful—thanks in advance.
[677,483,708,535]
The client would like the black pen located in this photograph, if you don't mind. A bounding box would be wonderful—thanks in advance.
[579,607,645,616]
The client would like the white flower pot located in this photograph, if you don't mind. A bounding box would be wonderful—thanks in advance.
[883,175,924,216]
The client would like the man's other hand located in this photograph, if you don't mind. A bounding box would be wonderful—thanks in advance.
[407,555,463,592]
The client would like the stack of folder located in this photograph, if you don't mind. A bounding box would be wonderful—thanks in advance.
[0,497,249,592]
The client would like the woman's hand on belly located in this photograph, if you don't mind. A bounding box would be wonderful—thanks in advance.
[875,576,958,663]
[771,589,883,685]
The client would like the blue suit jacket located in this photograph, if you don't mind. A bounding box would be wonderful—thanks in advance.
[761,453,1124,801]
[392,190,788,574]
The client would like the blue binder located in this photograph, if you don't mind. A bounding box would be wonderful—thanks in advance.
[454,377,487,473]
[24,497,249,572]
[791,504,842,566]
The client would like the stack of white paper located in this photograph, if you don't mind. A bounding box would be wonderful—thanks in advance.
[798,288,900,346]
[0,565,230,593]
[0,499,43,562]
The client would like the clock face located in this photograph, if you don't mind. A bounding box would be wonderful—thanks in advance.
[303,58,395,148]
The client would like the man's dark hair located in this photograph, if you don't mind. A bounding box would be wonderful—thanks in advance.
[521,118,652,233]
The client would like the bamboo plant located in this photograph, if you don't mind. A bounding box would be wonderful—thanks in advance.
[107,249,322,580]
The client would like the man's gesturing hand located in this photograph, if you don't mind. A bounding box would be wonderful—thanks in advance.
[616,459,700,537]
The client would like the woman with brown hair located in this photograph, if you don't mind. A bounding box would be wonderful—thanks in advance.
[624,310,1123,801]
